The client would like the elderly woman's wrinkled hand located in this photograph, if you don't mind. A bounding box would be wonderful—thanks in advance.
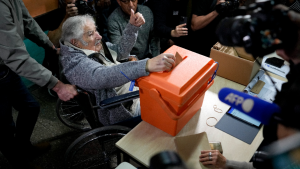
[146,53,175,72]
[199,150,227,168]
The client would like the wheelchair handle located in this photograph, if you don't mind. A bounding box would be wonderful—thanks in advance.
[76,87,88,95]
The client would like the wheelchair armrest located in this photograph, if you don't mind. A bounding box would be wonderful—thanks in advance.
[100,91,140,109]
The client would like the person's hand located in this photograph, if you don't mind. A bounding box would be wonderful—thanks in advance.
[199,150,227,168]
[274,4,300,62]
[216,0,225,5]
[129,9,145,27]
[66,0,78,17]
[171,24,188,37]
[97,0,111,8]
[56,48,61,55]
[146,53,175,72]
[128,55,138,61]
[168,39,175,47]
[52,81,78,101]
[52,45,60,55]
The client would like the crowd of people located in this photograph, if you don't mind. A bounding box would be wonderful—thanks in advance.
[1,0,300,168]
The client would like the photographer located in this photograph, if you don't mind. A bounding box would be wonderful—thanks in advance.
[199,5,300,169]
[286,0,300,12]
[47,0,95,47]
[188,0,241,57]
[150,0,189,52]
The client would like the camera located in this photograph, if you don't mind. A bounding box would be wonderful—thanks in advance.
[149,151,188,169]
[75,0,95,15]
[216,0,298,58]
[216,0,240,15]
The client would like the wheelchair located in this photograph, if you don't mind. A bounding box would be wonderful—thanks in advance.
[56,80,140,169]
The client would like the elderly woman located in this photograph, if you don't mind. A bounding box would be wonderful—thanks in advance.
[60,14,175,125]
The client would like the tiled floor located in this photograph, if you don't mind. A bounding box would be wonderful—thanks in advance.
[0,86,84,169]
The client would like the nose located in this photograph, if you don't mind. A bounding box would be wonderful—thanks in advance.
[129,1,133,7]
[95,31,102,40]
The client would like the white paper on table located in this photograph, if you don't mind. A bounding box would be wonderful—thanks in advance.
[244,69,287,102]
[261,53,290,78]
[175,132,211,169]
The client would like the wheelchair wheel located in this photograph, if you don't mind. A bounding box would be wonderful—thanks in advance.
[65,125,131,169]
[56,99,92,131]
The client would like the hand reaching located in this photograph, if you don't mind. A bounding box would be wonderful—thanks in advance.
[199,150,227,168]
[146,53,176,72]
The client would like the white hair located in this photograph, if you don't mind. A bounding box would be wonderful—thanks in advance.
[61,15,95,46]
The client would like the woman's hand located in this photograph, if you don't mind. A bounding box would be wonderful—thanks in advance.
[199,150,227,168]
[146,53,175,72]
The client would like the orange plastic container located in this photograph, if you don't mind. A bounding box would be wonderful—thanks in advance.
[136,46,218,136]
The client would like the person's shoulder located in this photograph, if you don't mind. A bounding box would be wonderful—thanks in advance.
[108,7,123,20]
[138,4,152,12]
[0,0,10,5]
[138,5,153,17]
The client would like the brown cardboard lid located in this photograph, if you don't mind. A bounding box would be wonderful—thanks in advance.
[175,132,210,169]
[234,47,255,61]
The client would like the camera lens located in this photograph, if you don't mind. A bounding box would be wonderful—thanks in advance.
[216,16,250,47]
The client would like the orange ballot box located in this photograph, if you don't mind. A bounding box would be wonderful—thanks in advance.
[136,46,218,136]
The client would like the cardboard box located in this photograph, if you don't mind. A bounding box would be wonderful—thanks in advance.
[210,45,260,86]
[234,47,255,61]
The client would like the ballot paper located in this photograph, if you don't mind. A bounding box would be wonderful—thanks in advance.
[175,132,210,169]
[244,69,287,102]
[175,52,184,66]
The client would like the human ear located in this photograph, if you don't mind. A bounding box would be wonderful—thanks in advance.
[71,39,80,47]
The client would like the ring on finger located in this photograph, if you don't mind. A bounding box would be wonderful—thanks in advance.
[209,156,212,161]
[209,152,212,157]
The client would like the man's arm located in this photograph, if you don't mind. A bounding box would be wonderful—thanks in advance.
[191,12,219,31]
[18,0,54,50]
[191,0,224,31]
[0,2,56,88]
[0,2,77,101]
